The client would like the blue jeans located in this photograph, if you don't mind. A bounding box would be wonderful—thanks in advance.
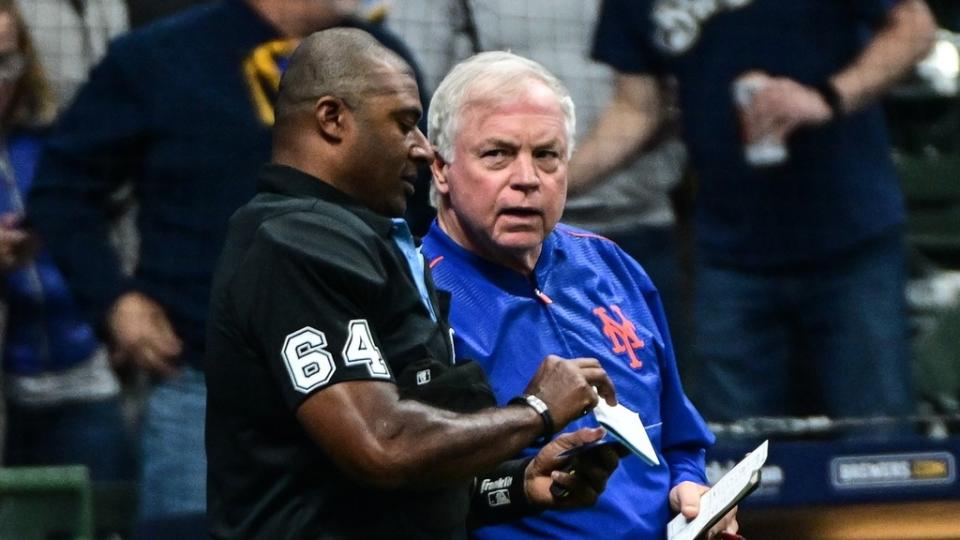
[691,230,914,424]
[138,365,207,521]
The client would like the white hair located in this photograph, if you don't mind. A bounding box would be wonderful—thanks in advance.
[428,51,576,164]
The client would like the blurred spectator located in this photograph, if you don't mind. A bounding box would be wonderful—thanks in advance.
[0,0,133,480]
[15,0,127,107]
[386,1,691,353]
[583,0,936,428]
[26,0,427,528]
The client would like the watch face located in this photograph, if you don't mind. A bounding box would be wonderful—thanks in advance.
[509,394,554,444]
[525,394,549,414]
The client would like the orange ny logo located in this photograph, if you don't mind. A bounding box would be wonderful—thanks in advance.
[592,305,645,369]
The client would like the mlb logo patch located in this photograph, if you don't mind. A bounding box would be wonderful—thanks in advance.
[487,489,510,507]
[416,369,431,385]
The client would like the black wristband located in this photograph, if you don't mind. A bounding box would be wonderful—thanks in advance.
[468,456,541,526]
[813,80,844,119]
[508,394,554,445]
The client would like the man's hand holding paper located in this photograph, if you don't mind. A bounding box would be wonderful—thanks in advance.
[669,482,740,539]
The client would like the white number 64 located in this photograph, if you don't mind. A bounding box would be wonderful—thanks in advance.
[282,320,389,394]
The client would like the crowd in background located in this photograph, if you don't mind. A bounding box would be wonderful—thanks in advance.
[0,0,957,537]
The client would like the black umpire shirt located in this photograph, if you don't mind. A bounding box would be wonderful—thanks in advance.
[205,164,495,539]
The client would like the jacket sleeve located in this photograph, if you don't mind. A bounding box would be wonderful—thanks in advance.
[604,240,714,487]
[621,248,714,488]
[649,285,713,486]
[26,38,148,330]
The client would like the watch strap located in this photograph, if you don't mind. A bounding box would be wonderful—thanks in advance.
[508,394,554,444]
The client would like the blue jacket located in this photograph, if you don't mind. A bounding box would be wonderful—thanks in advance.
[27,0,427,368]
[422,221,714,539]
[2,131,99,375]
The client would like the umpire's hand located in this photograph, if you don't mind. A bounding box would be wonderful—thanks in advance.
[522,355,617,429]
[524,427,620,509]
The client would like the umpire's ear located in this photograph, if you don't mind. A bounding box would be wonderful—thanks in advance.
[313,96,351,143]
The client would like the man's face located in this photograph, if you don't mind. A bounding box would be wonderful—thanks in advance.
[434,80,568,273]
[348,65,432,216]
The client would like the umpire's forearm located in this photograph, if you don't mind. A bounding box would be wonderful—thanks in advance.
[296,380,544,491]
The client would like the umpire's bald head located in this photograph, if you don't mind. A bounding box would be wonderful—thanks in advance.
[271,27,431,217]
[274,27,412,125]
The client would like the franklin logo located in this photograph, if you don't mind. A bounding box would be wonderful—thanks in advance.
[593,305,645,369]
[480,476,513,493]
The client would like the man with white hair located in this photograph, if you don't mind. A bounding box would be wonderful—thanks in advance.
[421,51,734,540]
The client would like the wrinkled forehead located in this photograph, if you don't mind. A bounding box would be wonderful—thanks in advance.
[458,81,567,134]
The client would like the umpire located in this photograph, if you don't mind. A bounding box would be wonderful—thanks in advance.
[205,28,620,539]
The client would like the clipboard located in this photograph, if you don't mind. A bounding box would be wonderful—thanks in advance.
[667,440,769,540]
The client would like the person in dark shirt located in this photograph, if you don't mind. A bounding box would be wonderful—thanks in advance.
[577,0,936,427]
[0,0,132,481]
[206,27,622,539]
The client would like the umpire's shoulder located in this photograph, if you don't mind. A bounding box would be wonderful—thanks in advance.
[254,198,383,271]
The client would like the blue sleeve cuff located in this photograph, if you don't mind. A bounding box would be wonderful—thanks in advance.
[665,447,708,487]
